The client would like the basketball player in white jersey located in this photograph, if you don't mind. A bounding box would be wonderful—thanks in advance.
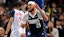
[4,2,26,37]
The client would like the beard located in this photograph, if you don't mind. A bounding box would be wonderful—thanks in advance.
[28,8,34,12]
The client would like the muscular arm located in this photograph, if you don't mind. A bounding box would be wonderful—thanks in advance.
[5,17,13,35]
[39,9,48,21]
[36,4,48,21]
[21,22,30,31]
[26,22,30,30]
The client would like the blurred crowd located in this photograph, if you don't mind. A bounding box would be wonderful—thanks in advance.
[44,0,64,37]
[0,0,64,37]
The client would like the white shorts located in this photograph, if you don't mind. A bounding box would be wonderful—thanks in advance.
[10,29,20,37]
[10,27,26,37]
[19,27,26,36]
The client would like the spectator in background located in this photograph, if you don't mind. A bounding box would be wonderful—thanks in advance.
[2,13,10,37]
[0,27,5,37]
[59,14,64,28]
[0,3,9,29]
[0,3,5,15]
[56,20,62,29]
[50,2,58,27]
[0,15,4,28]
[0,3,10,37]
[4,7,10,15]
[56,19,62,37]
[0,3,5,28]
[47,21,59,37]
[48,0,59,5]
[5,0,18,10]
[50,2,57,21]
[56,6,63,19]
[59,13,64,37]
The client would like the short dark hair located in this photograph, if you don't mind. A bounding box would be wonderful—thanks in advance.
[12,2,21,8]
[0,3,5,8]
[21,0,26,2]
[56,19,62,21]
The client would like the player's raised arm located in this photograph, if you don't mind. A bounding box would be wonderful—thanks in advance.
[35,3,48,21]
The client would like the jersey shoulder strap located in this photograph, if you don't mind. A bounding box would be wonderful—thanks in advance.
[9,10,15,17]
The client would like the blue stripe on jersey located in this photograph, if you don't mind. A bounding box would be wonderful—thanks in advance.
[9,10,15,17]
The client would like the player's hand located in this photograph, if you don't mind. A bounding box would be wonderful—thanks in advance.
[35,3,41,10]
[4,35,8,37]
[21,24,25,28]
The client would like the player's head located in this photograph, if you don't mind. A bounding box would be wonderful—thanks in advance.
[28,1,36,12]
[12,2,21,9]
[21,0,26,5]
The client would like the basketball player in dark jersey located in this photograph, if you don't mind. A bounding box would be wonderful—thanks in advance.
[21,1,48,37]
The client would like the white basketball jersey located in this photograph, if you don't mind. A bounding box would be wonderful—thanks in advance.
[11,9,24,30]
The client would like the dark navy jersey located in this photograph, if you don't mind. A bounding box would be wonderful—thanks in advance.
[28,13,43,34]
[22,10,45,34]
